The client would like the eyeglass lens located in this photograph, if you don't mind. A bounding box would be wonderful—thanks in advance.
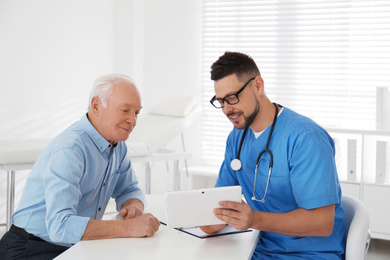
[210,77,255,108]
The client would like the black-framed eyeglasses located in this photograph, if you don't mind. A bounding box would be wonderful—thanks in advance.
[210,77,255,108]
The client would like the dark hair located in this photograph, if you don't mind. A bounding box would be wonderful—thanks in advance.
[210,51,261,81]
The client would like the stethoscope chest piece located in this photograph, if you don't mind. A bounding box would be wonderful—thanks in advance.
[230,158,242,171]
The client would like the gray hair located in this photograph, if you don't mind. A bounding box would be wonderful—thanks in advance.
[88,73,135,109]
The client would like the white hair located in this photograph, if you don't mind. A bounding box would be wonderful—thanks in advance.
[88,73,135,109]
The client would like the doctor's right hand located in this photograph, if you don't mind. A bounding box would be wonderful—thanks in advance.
[213,200,255,231]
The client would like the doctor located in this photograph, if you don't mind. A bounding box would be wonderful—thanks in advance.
[200,52,345,259]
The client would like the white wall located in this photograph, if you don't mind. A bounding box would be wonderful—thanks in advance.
[0,0,202,222]
[0,0,116,140]
[127,0,203,192]
[0,0,201,148]
[141,0,201,106]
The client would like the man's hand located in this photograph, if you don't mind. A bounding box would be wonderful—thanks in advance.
[199,199,252,234]
[199,224,226,234]
[214,200,335,237]
[213,200,254,230]
[119,204,143,220]
[124,213,160,237]
[82,212,160,240]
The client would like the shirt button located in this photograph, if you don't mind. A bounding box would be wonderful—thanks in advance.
[98,207,101,211]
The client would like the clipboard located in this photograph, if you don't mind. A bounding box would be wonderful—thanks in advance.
[160,221,252,239]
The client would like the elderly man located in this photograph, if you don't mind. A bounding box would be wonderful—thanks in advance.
[0,74,160,260]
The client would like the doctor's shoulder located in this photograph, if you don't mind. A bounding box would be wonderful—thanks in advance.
[279,108,333,149]
[280,108,326,132]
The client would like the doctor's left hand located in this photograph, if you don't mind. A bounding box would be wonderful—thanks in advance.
[213,200,255,231]
[119,204,143,220]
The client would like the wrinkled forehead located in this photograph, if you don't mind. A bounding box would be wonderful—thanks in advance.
[108,82,142,109]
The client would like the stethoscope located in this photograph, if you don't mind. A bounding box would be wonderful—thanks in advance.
[230,103,279,203]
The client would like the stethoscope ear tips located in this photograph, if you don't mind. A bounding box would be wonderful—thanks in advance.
[231,158,242,171]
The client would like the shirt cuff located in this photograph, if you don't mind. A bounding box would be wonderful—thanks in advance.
[64,215,90,244]
[115,190,146,212]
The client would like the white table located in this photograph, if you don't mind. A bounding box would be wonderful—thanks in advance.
[55,195,260,260]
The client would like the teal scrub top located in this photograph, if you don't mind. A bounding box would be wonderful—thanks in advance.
[216,106,345,259]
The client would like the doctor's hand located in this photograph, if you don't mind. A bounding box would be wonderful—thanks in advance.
[120,204,143,220]
[199,223,226,234]
[213,200,255,231]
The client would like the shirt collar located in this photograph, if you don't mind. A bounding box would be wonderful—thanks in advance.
[80,113,113,152]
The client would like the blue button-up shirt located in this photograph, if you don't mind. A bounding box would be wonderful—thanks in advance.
[12,114,146,247]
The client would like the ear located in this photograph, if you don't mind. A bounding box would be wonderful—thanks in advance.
[254,76,265,94]
[90,96,101,115]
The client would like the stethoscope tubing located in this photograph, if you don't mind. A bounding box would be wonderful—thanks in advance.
[231,103,279,202]
[234,102,279,169]
[255,102,279,167]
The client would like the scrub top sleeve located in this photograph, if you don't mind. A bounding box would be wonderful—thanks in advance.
[289,129,340,210]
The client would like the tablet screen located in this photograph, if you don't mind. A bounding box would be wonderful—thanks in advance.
[164,186,242,228]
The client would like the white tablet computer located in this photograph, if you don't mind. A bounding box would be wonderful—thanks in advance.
[164,186,242,229]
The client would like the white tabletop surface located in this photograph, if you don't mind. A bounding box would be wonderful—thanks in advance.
[55,194,259,260]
